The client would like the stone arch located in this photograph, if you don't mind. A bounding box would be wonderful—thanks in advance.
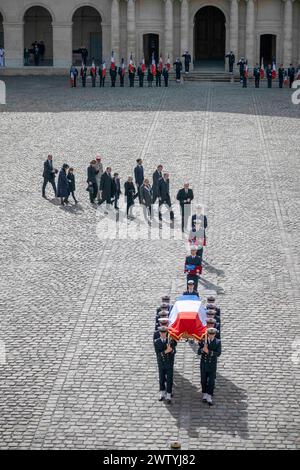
[72,6,103,65]
[23,6,53,65]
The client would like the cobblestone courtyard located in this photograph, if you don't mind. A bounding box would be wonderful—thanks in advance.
[0,77,299,449]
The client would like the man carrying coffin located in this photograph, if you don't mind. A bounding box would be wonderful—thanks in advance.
[154,326,176,404]
[184,246,202,291]
[198,327,221,406]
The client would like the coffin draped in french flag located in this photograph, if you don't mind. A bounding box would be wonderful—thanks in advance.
[168,295,207,341]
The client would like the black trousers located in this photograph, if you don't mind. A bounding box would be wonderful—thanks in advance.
[268,78,272,88]
[120,77,124,87]
[111,78,116,87]
[159,196,174,220]
[289,77,294,88]
[89,183,98,203]
[229,63,234,73]
[158,360,174,394]
[185,63,189,72]
[180,204,191,231]
[279,78,283,88]
[164,77,168,87]
[42,178,56,197]
[100,77,105,87]
[187,274,199,291]
[255,78,260,88]
[156,74,161,87]
[139,76,144,87]
[242,77,247,88]
[82,77,86,87]
[92,77,96,87]
[114,194,120,208]
[201,363,216,396]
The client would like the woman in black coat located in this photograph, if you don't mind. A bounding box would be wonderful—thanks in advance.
[87,160,98,204]
[67,167,78,204]
[57,164,70,205]
[124,176,137,219]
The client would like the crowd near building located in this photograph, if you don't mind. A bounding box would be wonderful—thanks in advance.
[0,0,299,69]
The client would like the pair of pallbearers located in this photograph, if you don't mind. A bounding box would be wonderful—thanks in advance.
[154,294,222,406]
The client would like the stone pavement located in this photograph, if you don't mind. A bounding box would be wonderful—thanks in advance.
[0,77,299,450]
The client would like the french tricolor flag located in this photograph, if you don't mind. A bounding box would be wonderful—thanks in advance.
[166,55,171,72]
[151,53,156,76]
[272,61,277,79]
[102,61,106,77]
[260,58,265,79]
[111,51,115,70]
[168,295,207,341]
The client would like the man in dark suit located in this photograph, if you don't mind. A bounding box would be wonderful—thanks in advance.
[158,172,174,221]
[134,158,144,203]
[140,178,153,220]
[42,154,57,198]
[225,51,235,73]
[154,326,176,403]
[198,328,221,406]
[266,64,273,88]
[87,160,98,204]
[152,164,163,204]
[176,182,194,232]
[184,246,202,291]
[99,167,113,213]
[278,64,286,88]
[112,172,121,209]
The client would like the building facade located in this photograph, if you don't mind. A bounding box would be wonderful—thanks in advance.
[0,0,299,69]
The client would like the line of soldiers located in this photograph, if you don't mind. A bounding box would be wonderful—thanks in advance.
[154,293,222,406]
[237,58,299,89]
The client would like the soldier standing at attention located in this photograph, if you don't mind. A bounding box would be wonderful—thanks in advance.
[118,58,126,87]
[110,64,117,87]
[288,64,295,88]
[90,60,97,87]
[80,62,87,87]
[266,64,273,88]
[225,51,235,73]
[137,62,145,87]
[182,51,191,73]
[154,326,176,403]
[162,65,169,87]
[253,63,260,88]
[198,328,221,406]
[278,64,286,88]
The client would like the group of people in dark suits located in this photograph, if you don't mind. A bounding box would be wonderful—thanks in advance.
[86,157,121,210]
[154,291,222,407]
[42,155,77,206]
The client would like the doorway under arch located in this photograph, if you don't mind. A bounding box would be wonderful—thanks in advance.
[194,6,226,69]
[0,13,4,50]
[24,6,53,66]
[72,6,102,65]
[260,34,276,66]
[143,34,159,65]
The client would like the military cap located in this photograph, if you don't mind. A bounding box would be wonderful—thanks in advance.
[206,310,215,317]
[158,311,169,318]
[207,295,216,302]
[187,280,195,285]
[206,318,216,325]
[206,303,216,310]
[158,317,169,324]
[190,246,197,251]
[160,302,169,309]
[158,326,168,333]
[207,327,217,335]
[162,295,170,301]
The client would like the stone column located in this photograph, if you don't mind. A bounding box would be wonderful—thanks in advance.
[164,0,174,63]
[111,0,120,64]
[229,0,239,57]
[126,0,136,62]
[245,0,255,68]
[180,0,189,55]
[3,22,23,67]
[52,23,72,68]
[283,0,293,67]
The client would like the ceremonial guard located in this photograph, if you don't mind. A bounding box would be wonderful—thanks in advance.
[225,51,235,73]
[134,158,144,203]
[118,58,126,87]
[237,57,246,82]
[124,176,137,219]
[158,172,174,221]
[80,63,87,87]
[90,60,97,87]
[87,160,98,204]
[278,64,286,88]
[128,55,136,87]
[156,57,163,87]
[198,328,221,406]
[70,65,78,88]
[184,246,202,291]
[42,154,57,198]
[188,221,204,261]
[152,164,163,204]
[154,326,176,403]
[153,318,169,341]
[137,62,145,87]
[288,64,295,88]
[99,62,106,87]
[99,167,113,212]
[192,205,208,246]
[182,51,191,73]
[183,280,199,297]
[253,63,260,88]
[162,65,169,87]
[173,58,182,83]
[110,64,117,87]
[242,61,248,88]
[266,64,273,88]
[176,182,194,232]
[147,65,154,87]
[95,156,103,203]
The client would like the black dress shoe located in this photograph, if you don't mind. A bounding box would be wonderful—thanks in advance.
[42,195,47,199]
[158,396,165,402]
[166,399,172,405]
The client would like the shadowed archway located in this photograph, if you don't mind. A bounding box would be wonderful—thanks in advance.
[23,6,53,66]
[72,6,102,66]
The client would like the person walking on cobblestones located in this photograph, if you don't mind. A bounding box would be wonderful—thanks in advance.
[184,246,202,291]
[134,159,144,204]
[87,160,98,204]
[42,154,57,198]
[152,164,163,204]
[80,63,87,87]
[140,177,153,220]
[154,326,176,404]
[158,172,174,221]
[99,167,113,213]
[176,182,194,232]
[124,176,137,219]
[192,205,208,246]
[253,63,260,88]
[67,167,78,204]
[57,163,70,206]
[112,173,121,210]
[198,328,221,406]
[95,156,103,203]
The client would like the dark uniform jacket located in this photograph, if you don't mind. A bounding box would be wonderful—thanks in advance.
[154,336,177,362]
[158,178,170,201]
[112,177,121,197]
[153,169,162,191]
[192,214,207,230]
[134,165,144,186]
[198,338,221,367]
[185,255,202,275]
